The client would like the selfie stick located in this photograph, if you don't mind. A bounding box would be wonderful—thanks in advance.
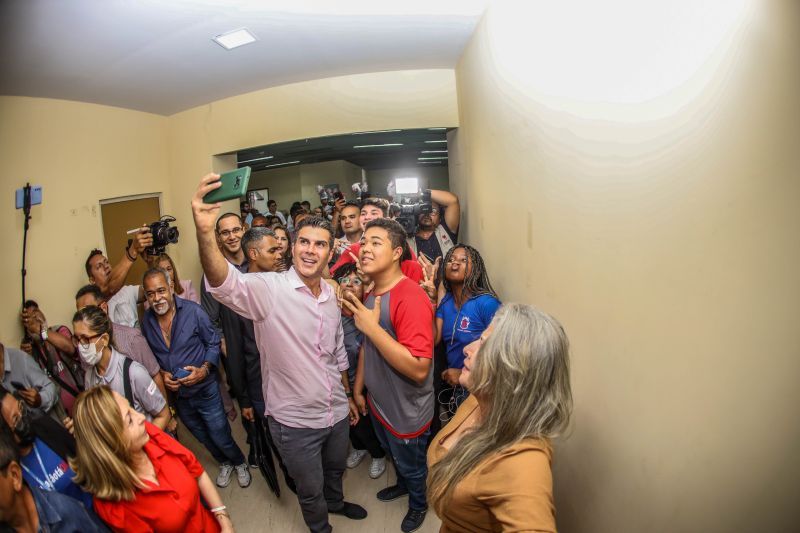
[21,183,32,308]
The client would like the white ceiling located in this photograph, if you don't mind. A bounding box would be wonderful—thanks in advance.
[0,0,487,115]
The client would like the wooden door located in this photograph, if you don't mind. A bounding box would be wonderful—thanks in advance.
[100,195,161,286]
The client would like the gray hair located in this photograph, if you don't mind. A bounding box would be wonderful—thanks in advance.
[241,227,278,255]
[141,267,172,288]
[427,303,573,509]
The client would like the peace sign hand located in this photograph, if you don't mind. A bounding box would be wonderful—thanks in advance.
[419,257,440,302]
[341,292,381,336]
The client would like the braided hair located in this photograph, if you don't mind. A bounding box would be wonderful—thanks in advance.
[442,244,497,300]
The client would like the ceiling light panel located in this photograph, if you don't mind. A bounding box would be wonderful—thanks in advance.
[213,28,258,50]
[353,143,404,148]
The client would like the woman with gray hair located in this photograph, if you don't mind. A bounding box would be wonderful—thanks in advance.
[427,303,573,532]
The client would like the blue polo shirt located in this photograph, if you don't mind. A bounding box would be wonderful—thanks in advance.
[436,293,501,369]
[141,296,220,398]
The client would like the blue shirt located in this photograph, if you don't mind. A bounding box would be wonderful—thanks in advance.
[436,293,501,369]
[26,483,109,533]
[21,438,93,511]
[141,296,220,398]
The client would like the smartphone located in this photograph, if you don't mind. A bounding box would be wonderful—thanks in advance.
[172,368,191,380]
[203,167,251,204]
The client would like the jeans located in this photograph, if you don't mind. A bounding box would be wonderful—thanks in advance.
[349,406,385,459]
[268,416,350,533]
[370,413,430,511]
[175,383,245,466]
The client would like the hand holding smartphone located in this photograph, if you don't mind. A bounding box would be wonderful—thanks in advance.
[202,167,251,204]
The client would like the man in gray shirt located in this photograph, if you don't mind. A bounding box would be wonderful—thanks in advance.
[0,343,58,417]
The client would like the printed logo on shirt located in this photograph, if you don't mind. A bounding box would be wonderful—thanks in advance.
[56,360,65,373]
[458,316,471,332]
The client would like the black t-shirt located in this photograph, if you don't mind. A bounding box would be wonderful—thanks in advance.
[414,219,457,262]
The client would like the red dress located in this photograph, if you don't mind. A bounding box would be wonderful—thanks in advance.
[94,422,221,533]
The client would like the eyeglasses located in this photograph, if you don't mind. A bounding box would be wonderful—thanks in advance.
[218,227,243,238]
[446,257,468,265]
[338,277,363,286]
[72,333,103,349]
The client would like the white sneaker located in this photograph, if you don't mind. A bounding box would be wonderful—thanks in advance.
[216,463,234,487]
[346,449,368,469]
[235,463,252,488]
[369,457,386,479]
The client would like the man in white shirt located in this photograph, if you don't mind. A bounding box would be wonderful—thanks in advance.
[84,227,152,327]
[267,199,287,225]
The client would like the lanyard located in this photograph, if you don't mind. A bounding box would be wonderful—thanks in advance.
[21,440,53,491]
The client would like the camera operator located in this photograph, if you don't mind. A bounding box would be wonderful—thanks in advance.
[408,189,460,264]
[84,226,152,328]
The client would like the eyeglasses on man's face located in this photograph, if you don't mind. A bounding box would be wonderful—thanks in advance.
[218,227,243,238]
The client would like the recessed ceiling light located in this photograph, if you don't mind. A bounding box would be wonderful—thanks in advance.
[213,28,258,50]
[428,127,447,130]
[239,155,273,164]
[421,150,448,154]
[263,160,300,168]
[353,143,404,148]
[418,161,441,164]
[351,130,402,135]
[418,156,448,160]
[424,140,447,144]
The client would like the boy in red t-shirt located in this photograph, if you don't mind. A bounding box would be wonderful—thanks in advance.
[342,218,434,533]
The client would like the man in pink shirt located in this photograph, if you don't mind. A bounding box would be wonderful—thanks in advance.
[193,173,366,533]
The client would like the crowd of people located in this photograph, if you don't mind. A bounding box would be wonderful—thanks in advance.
[0,175,573,533]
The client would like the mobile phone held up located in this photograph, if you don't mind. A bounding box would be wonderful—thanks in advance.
[203,167,251,204]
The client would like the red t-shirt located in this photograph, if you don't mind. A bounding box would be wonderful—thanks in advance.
[330,242,423,282]
[94,422,220,533]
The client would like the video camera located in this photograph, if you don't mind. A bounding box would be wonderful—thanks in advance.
[145,215,179,256]
[388,178,432,236]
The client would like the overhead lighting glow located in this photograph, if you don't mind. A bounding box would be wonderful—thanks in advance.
[421,150,447,153]
[353,144,404,148]
[351,130,402,135]
[239,155,274,164]
[428,127,447,130]
[263,160,300,168]
[424,140,447,144]
[418,157,448,160]
[418,161,441,164]
[213,28,258,50]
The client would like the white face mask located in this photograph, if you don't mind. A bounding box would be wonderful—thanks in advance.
[78,336,105,366]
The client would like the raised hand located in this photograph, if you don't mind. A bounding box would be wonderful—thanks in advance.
[419,260,438,302]
[131,226,154,256]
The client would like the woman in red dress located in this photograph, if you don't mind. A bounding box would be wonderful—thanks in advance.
[69,385,234,533]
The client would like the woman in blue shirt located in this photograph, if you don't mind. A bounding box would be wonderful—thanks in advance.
[433,245,501,410]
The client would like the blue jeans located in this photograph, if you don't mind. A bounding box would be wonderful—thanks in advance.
[175,383,245,465]
[370,413,430,511]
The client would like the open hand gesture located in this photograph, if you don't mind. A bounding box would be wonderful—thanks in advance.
[418,255,441,285]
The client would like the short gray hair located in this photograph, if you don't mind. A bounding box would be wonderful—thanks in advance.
[142,267,172,288]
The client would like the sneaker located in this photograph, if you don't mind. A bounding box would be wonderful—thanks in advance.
[369,457,386,479]
[235,463,252,488]
[216,463,234,487]
[329,501,368,520]
[376,484,408,502]
[401,508,427,533]
[346,449,368,469]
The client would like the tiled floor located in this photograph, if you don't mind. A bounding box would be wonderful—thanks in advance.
[181,418,442,532]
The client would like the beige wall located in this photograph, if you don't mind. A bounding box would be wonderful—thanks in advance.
[453,2,799,532]
[0,69,457,342]
[0,97,169,344]
[249,166,302,213]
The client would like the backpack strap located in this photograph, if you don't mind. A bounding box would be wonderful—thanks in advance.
[122,357,134,407]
